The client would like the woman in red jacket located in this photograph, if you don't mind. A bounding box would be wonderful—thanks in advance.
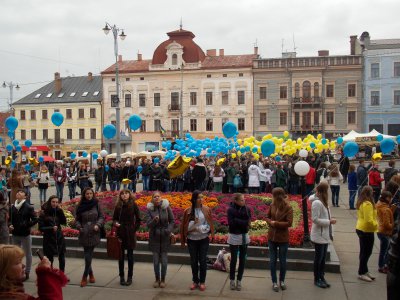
[368,165,384,203]
[0,244,67,299]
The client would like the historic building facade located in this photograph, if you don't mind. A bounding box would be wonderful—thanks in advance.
[358,32,400,135]
[13,72,102,160]
[253,40,363,139]
[102,28,257,152]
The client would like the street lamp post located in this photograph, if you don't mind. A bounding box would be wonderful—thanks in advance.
[2,81,20,115]
[102,22,126,162]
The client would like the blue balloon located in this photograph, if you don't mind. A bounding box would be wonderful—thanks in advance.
[154,158,160,163]
[39,156,44,163]
[11,161,16,168]
[7,131,14,139]
[377,134,383,142]
[24,140,32,148]
[222,121,237,139]
[321,138,327,145]
[397,135,400,144]
[137,165,143,173]
[82,151,88,158]
[310,142,316,149]
[105,165,110,172]
[275,155,282,162]
[51,112,64,127]
[128,115,142,131]
[261,140,275,157]
[12,140,19,146]
[380,138,395,154]
[70,153,76,159]
[337,137,343,144]
[103,124,117,139]
[343,142,359,157]
[31,173,37,179]
[5,116,18,131]
[25,164,31,171]
[92,153,99,160]
[6,144,13,152]
[252,147,258,153]
[16,145,22,152]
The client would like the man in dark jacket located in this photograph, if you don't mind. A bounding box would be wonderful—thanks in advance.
[108,162,120,191]
[357,160,370,195]
[191,159,207,191]
[141,159,152,191]
[9,189,38,280]
[150,163,163,191]
[340,156,350,183]
[121,161,137,192]
[384,160,398,186]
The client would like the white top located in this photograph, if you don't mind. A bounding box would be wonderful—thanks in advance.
[187,208,210,240]
[311,198,333,244]
[228,233,250,245]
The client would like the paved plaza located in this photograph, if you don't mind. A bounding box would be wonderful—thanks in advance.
[22,177,389,300]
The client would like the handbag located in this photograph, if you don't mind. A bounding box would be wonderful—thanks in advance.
[106,206,123,259]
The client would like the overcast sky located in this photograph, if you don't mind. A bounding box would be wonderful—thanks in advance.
[0,0,399,111]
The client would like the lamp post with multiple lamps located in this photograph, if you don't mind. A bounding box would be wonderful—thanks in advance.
[2,81,20,116]
[102,22,126,162]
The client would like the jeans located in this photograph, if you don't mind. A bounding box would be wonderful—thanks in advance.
[377,233,390,268]
[163,180,170,192]
[259,181,266,193]
[229,244,247,281]
[142,175,150,191]
[387,270,400,300]
[95,181,102,192]
[330,185,340,206]
[289,180,298,195]
[109,181,117,191]
[248,187,259,194]
[68,182,77,199]
[306,184,314,198]
[119,248,134,278]
[356,229,374,275]
[48,252,66,272]
[213,182,223,192]
[55,182,64,202]
[116,181,121,191]
[268,241,288,283]
[153,252,168,280]
[313,242,328,281]
[39,188,47,204]
[187,237,209,284]
[83,246,95,277]
[349,190,357,209]
[12,235,32,274]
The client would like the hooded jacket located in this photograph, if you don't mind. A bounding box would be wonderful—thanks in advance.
[9,201,38,237]
[227,202,251,234]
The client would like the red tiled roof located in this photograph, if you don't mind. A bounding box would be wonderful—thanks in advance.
[202,54,257,69]
[101,60,151,74]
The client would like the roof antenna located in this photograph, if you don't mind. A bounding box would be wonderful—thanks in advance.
[179,17,183,30]
[293,33,297,52]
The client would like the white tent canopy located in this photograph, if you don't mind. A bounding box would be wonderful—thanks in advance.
[342,130,360,142]
[342,129,396,142]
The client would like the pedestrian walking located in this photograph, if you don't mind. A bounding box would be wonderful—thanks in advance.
[7,169,23,205]
[37,165,50,205]
[348,164,357,210]
[326,164,343,207]
[369,164,384,203]
[54,161,67,202]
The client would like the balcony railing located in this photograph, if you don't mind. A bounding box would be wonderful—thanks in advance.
[292,96,322,104]
[168,104,181,111]
[291,124,322,132]
[46,138,64,145]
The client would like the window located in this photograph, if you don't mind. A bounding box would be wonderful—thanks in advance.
[82,92,88,97]
[314,111,319,125]
[42,129,48,140]
[206,92,213,105]
[67,129,72,139]
[326,84,334,97]
[172,54,177,65]
[90,129,96,139]
[125,120,129,130]
[139,94,146,107]
[394,90,400,105]
[237,90,245,105]
[190,92,197,106]
[260,113,267,126]
[154,93,160,106]
[154,120,161,132]
[259,87,267,100]
[348,111,356,124]
[140,77,144,81]
[90,108,96,118]
[93,91,100,96]
[302,81,311,99]
[239,73,243,77]
[207,74,211,78]
[20,110,25,120]
[111,94,118,107]
[279,86,287,99]
[395,62,400,77]
[78,108,84,119]
[238,118,245,131]
[42,110,48,119]
[70,92,76,97]
[125,94,131,107]
[279,112,287,125]
[112,78,115,81]
[140,120,146,132]
[190,119,197,132]
[46,93,52,98]
[206,119,213,131]
[326,112,334,124]
[371,91,380,106]
[58,93,64,98]
[371,63,379,78]
[21,130,26,140]
[66,109,72,119]
[79,129,85,139]
[314,82,319,97]
[30,110,36,120]
[31,129,36,140]
[34,94,41,98]
[222,118,229,127]
[223,74,227,77]
[111,120,116,126]
[126,78,130,81]
[221,91,229,105]
[294,83,300,98]
[294,112,300,125]
[171,92,179,109]
[348,84,356,97]
[54,109,59,113]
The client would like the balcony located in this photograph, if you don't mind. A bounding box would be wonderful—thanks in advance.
[46,138,65,145]
[168,104,181,112]
[291,124,322,132]
[292,97,322,109]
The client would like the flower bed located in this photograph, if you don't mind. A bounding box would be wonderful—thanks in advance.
[32,191,310,247]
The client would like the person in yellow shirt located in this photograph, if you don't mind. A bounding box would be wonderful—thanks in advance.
[356,186,378,282]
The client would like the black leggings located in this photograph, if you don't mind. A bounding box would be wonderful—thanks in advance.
[47,252,66,272]
[229,244,247,281]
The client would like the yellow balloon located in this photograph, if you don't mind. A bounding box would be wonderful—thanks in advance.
[266,134,272,139]
[317,134,322,139]
[237,151,242,157]
[283,131,289,137]
[231,153,237,159]
[317,143,323,150]
[237,139,242,145]
[253,153,259,160]
[314,149,320,154]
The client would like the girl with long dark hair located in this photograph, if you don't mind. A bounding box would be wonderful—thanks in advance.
[180,190,214,291]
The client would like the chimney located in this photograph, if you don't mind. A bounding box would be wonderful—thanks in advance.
[206,49,217,56]
[118,55,123,62]
[254,46,259,55]
[318,50,329,56]
[350,35,357,55]
[54,72,62,94]
[137,53,142,61]
[219,49,224,56]
[88,72,93,81]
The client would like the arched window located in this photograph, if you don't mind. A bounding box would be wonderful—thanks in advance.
[314,82,319,97]
[172,54,178,65]
[294,83,300,98]
[303,81,311,100]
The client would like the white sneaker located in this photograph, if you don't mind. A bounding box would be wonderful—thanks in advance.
[366,272,376,280]
[358,274,372,282]
[230,280,236,290]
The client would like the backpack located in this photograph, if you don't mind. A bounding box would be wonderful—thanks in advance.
[233,174,243,188]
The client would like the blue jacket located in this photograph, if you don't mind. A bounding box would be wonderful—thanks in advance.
[348,172,357,190]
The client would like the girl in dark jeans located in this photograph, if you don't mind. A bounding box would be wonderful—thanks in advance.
[266,188,293,292]
[227,193,251,291]
[326,164,343,207]
[180,190,214,291]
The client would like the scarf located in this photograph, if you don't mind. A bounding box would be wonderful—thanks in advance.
[14,199,26,211]
[76,199,98,216]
